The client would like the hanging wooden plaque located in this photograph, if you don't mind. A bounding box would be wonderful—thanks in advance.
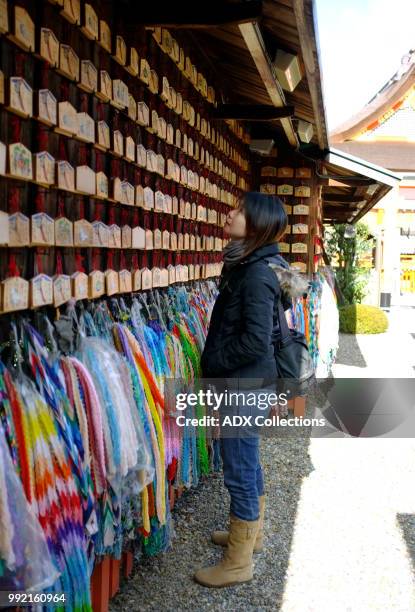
[0,0,8,34]
[125,136,135,162]
[131,226,145,249]
[127,48,139,76]
[133,268,141,290]
[55,216,73,246]
[9,143,32,180]
[112,79,128,109]
[128,95,136,121]
[114,35,127,65]
[71,271,88,300]
[81,4,98,40]
[74,219,93,247]
[77,112,95,143]
[12,7,35,51]
[168,265,176,285]
[121,225,132,249]
[79,60,97,93]
[34,151,55,185]
[140,59,150,84]
[292,223,309,234]
[98,71,112,101]
[137,102,149,127]
[108,223,121,249]
[105,270,119,296]
[76,166,95,195]
[157,154,165,176]
[292,261,307,273]
[57,160,75,191]
[164,194,172,214]
[31,213,54,246]
[154,191,164,212]
[260,183,276,195]
[59,45,79,81]
[151,267,161,288]
[146,150,158,173]
[148,109,158,134]
[8,77,32,117]
[57,101,78,136]
[141,268,152,290]
[40,28,59,66]
[136,144,146,167]
[8,212,29,246]
[89,270,105,299]
[295,186,311,198]
[0,211,9,245]
[145,229,154,249]
[30,274,53,308]
[121,181,135,206]
[296,167,312,178]
[2,277,29,313]
[112,130,124,156]
[53,274,72,307]
[92,221,109,247]
[154,228,162,249]
[113,177,122,202]
[37,89,57,126]
[119,269,132,293]
[291,242,308,253]
[135,185,144,207]
[158,116,167,141]
[99,20,111,52]
[96,172,108,199]
[277,184,294,196]
[148,70,159,95]
[175,92,183,116]
[96,121,110,150]
[61,0,80,24]
[293,204,310,215]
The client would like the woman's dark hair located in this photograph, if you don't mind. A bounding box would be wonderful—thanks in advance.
[239,191,288,258]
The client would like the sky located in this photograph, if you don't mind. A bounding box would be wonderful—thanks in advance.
[315,0,415,133]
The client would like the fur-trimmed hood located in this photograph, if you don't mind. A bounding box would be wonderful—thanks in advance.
[265,254,310,298]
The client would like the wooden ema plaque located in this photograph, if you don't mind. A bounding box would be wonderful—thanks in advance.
[131,226,145,249]
[119,269,132,293]
[121,225,132,249]
[8,212,29,246]
[77,113,95,143]
[128,95,136,121]
[9,143,33,180]
[136,144,146,168]
[55,217,73,246]
[105,270,119,296]
[34,151,55,185]
[127,48,139,76]
[133,268,141,291]
[92,221,109,248]
[98,71,112,101]
[57,161,75,191]
[59,44,79,81]
[74,219,93,247]
[2,277,29,313]
[114,35,127,66]
[99,20,111,52]
[96,172,108,198]
[89,270,105,298]
[11,6,35,52]
[0,0,9,34]
[61,0,81,24]
[76,166,95,195]
[0,211,9,245]
[40,28,59,66]
[57,101,78,136]
[31,213,54,246]
[137,102,149,127]
[79,60,98,93]
[53,274,71,307]
[112,79,128,109]
[97,121,110,150]
[108,224,121,248]
[30,274,53,308]
[81,4,98,40]
[125,137,135,162]
[37,90,57,126]
[71,271,88,300]
[8,77,32,117]
[141,268,152,290]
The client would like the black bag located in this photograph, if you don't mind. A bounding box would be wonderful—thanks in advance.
[273,299,315,383]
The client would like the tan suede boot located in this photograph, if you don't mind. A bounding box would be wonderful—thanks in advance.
[193,513,259,587]
[211,495,265,553]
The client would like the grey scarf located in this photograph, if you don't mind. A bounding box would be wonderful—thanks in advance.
[222,238,247,271]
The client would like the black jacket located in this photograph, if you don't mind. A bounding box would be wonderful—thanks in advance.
[200,242,292,384]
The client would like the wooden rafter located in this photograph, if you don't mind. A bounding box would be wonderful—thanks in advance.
[213,104,295,120]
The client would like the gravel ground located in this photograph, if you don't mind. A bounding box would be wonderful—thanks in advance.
[110,308,415,611]
[110,435,314,612]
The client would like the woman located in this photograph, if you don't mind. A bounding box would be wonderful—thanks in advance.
[194,191,293,588]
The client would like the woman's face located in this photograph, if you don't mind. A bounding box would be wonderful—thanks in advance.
[223,204,247,238]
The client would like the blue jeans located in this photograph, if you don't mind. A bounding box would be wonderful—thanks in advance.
[218,384,274,521]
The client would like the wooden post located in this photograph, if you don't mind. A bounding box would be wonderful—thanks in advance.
[123,551,134,578]
[90,556,110,612]
[109,557,121,598]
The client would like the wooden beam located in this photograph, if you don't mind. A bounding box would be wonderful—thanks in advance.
[324,194,364,203]
[129,1,263,28]
[328,177,377,187]
[213,104,295,120]
[238,22,299,147]
[292,0,328,149]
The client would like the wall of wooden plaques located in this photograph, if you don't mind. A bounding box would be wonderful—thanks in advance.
[0,0,252,312]
[254,150,324,274]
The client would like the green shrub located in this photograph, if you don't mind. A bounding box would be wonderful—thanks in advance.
[339,304,389,334]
